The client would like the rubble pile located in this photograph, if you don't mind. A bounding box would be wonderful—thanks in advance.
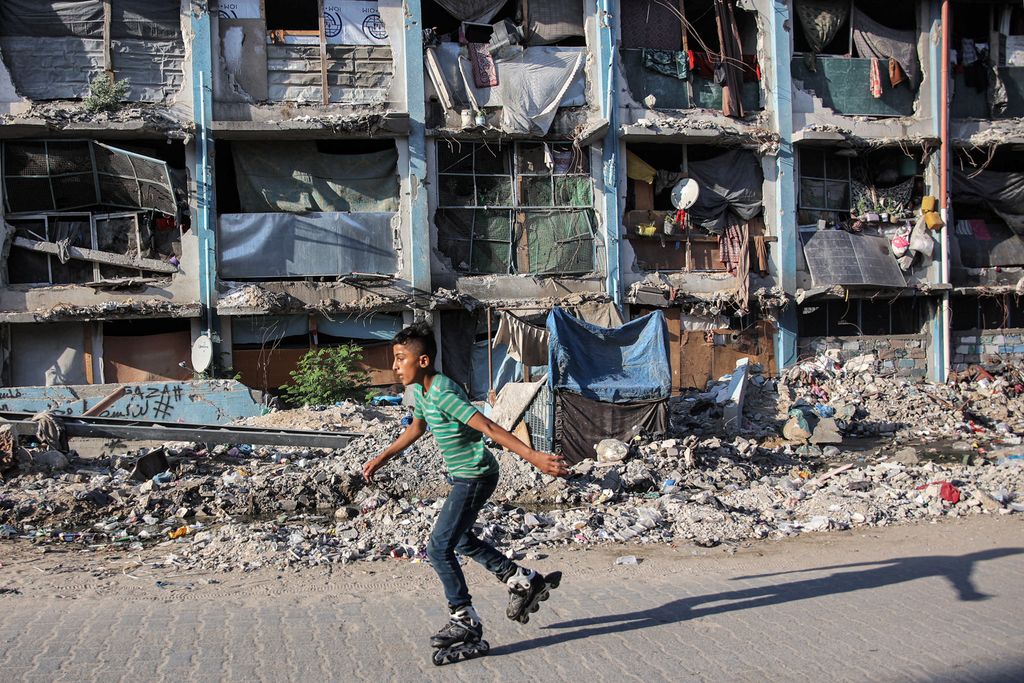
[2,394,1022,571]
[776,351,1024,441]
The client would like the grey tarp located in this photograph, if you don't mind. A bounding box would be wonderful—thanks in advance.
[852,8,920,87]
[953,168,1024,235]
[684,150,764,233]
[435,43,586,109]
[795,0,849,66]
[432,0,507,23]
[527,1,585,46]
[493,47,585,134]
[218,212,399,279]
[232,142,399,213]
[0,1,183,102]
[0,0,103,38]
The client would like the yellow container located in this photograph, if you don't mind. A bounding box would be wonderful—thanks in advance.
[924,211,945,230]
[921,196,936,213]
[637,224,657,236]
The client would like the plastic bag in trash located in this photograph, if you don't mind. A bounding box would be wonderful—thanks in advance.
[595,439,629,463]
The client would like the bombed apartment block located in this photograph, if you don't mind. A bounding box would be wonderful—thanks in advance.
[4,0,1024,401]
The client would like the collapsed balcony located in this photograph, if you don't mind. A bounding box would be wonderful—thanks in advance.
[0,1,185,113]
[795,144,937,291]
[619,0,762,118]
[2,139,186,291]
[423,0,590,135]
[790,0,921,118]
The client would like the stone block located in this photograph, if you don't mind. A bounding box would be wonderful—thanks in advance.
[908,349,926,359]
[993,335,1006,344]
[984,345,999,354]
[955,345,970,354]
[910,368,928,378]
[881,360,895,370]
[898,359,917,368]
[960,336,977,344]
[905,339,922,348]
[1014,345,1024,354]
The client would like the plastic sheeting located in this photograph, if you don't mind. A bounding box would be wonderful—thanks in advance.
[852,8,920,87]
[435,44,587,134]
[232,142,399,213]
[547,307,671,403]
[231,316,310,345]
[432,0,506,23]
[556,392,668,464]
[952,168,1024,235]
[0,1,183,102]
[218,212,398,279]
[795,0,849,60]
[685,150,764,233]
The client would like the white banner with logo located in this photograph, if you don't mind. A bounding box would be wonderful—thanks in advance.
[324,1,389,45]
[216,0,389,46]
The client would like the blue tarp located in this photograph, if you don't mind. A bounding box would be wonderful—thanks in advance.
[546,307,671,403]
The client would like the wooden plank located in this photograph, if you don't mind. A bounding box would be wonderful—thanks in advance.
[13,237,178,274]
[318,0,329,105]
[83,322,95,385]
[103,0,112,75]
[665,307,682,394]
[82,386,127,416]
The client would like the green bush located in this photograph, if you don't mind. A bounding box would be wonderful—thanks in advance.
[84,73,129,113]
[279,345,370,406]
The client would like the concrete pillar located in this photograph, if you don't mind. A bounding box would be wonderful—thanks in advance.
[189,6,219,348]
[597,0,622,308]
[403,0,431,310]
[769,0,798,370]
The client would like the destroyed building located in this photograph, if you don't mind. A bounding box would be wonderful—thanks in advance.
[2,0,1024,409]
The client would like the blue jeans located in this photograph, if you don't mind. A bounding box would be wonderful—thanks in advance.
[426,473,516,608]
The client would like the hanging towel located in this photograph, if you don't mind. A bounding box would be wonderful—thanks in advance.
[493,312,550,366]
[869,58,883,98]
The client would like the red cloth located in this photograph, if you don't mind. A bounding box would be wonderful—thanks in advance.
[869,58,883,98]
[687,51,760,82]
[718,224,744,275]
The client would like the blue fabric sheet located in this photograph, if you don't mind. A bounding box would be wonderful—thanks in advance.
[546,307,671,403]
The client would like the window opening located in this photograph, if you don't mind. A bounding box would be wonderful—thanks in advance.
[435,141,595,275]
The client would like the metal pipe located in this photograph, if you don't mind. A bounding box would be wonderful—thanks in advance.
[486,307,494,402]
[940,0,951,381]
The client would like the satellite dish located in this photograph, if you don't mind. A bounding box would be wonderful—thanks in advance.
[671,178,700,210]
[191,334,213,374]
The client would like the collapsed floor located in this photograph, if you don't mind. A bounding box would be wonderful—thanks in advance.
[1,350,1023,572]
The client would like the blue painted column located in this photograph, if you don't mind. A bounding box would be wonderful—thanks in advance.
[404,0,431,302]
[190,6,217,342]
[769,1,798,370]
[597,0,621,307]
[928,2,949,382]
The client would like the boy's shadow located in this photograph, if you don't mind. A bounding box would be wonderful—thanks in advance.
[491,548,1023,657]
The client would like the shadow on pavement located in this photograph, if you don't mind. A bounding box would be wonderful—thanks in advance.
[491,548,1024,657]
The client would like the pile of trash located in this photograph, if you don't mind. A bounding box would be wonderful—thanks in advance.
[2,394,1023,572]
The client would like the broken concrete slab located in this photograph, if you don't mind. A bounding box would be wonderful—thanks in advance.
[809,418,843,445]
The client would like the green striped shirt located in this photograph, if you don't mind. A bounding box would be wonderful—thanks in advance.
[411,373,499,479]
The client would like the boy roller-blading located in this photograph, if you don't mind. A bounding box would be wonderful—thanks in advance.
[363,323,568,665]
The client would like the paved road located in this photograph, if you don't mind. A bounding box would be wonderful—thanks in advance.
[1,516,1022,682]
